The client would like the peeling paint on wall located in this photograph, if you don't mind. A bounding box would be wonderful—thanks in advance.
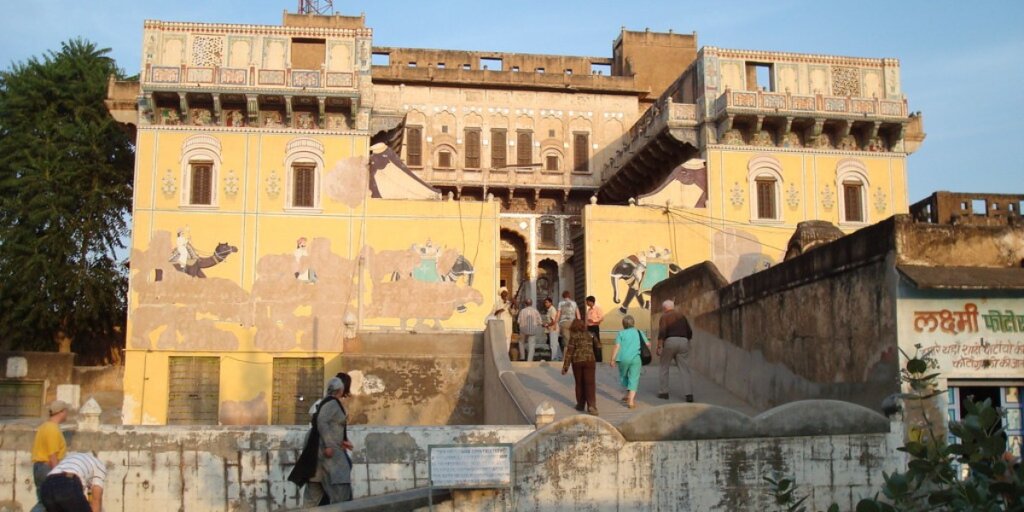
[220,391,269,425]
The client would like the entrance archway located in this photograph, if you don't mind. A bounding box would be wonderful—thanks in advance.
[499,229,527,303]
[536,258,559,309]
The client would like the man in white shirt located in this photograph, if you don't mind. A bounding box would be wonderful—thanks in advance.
[40,451,106,512]
[516,299,544,361]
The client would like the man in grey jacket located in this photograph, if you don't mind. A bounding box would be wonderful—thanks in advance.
[317,375,354,503]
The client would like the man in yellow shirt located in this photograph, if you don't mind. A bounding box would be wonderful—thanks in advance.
[32,400,68,503]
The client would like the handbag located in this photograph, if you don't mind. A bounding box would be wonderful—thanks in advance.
[637,331,652,366]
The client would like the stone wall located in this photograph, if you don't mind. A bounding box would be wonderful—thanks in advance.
[0,352,75,414]
[0,401,899,512]
[651,218,904,412]
[482,319,535,425]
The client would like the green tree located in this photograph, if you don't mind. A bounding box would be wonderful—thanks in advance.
[0,38,134,360]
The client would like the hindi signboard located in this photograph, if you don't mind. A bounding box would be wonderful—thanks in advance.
[428,444,513,489]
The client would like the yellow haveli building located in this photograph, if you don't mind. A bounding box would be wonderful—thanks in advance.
[107,11,923,425]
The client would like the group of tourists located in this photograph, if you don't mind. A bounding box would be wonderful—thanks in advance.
[31,400,107,512]
[499,289,696,415]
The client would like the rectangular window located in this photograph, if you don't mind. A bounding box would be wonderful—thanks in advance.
[406,126,423,167]
[271,357,324,425]
[573,133,589,172]
[190,162,213,205]
[540,221,557,247]
[438,150,452,168]
[292,164,315,207]
[371,52,390,66]
[517,131,532,167]
[545,155,559,171]
[490,129,507,169]
[756,178,777,219]
[843,181,864,222]
[465,129,481,169]
[167,356,220,425]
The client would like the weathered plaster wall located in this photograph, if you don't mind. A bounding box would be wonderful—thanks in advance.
[0,423,534,512]
[341,332,485,425]
[0,401,899,512]
[126,125,501,425]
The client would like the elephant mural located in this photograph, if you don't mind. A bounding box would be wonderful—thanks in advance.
[610,247,681,314]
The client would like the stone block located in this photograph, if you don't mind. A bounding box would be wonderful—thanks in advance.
[5,357,27,378]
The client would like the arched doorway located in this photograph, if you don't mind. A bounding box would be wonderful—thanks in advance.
[536,259,559,310]
[499,229,527,302]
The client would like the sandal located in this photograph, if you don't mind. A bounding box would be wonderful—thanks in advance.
[627,402,637,409]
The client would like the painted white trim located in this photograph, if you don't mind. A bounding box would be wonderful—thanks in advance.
[747,154,784,222]
[837,158,870,225]
[179,135,222,207]
[283,137,325,210]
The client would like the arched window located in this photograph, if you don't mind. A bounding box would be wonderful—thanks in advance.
[180,135,221,207]
[434,145,456,169]
[747,155,783,221]
[542,148,564,172]
[837,159,869,224]
[284,138,325,210]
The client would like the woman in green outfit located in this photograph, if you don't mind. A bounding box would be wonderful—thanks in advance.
[609,314,650,409]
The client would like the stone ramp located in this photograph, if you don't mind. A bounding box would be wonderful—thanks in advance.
[512,360,758,424]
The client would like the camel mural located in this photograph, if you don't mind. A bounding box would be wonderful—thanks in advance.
[610,246,682,313]
[168,228,238,278]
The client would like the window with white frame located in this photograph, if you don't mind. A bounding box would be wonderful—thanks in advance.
[837,159,869,224]
[747,155,783,221]
[180,135,221,207]
[284,138,325,210]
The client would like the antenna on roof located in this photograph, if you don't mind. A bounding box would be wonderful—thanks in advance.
[297,0,334,15]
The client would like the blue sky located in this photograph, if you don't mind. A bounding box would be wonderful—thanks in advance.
[2,1,1021,202]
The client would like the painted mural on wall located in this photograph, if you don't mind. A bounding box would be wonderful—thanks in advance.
[168,227,238,278]
[131,230,250,352]
[368,143,441,200]
[365,240,482,329]
[610,246,682,313]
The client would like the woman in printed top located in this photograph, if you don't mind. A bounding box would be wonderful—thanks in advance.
[561,319,598,415]
[609,314,651,409]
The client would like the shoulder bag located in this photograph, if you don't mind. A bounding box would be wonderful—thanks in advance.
[637,331,652,366]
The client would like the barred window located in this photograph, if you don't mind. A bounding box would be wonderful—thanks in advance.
[465,130,481,169]
[517,131,532,167]
[843,180,865,223]
[491,129,507,169]
[755,177,777,220]
[406,126,423,167]
[292,164,315,207]
[189,162,213,205]
[573,133,589,172]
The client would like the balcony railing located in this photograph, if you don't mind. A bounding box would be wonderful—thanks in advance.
[145,65,357,90]
[712,89,907,118]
